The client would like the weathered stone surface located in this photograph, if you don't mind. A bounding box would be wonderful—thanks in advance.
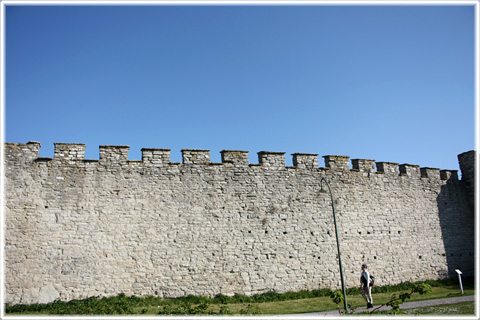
[4,143,475,305]
[38,284,60,304]
[458,151,475,211]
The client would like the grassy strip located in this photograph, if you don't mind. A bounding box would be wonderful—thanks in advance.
[205,287,474,315]
[365,301,476,315]
[6,277,474,315]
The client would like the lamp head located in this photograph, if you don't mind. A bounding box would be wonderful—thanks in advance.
[319,186,327,193]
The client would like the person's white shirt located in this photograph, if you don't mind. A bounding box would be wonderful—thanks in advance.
[361,270,370,287]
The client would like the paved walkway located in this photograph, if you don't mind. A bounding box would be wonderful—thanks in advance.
[288,295,476,317]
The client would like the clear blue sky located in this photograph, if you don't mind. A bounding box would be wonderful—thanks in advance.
[5,4,475,171]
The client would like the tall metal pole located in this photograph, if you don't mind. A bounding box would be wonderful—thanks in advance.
[321,177,348,312]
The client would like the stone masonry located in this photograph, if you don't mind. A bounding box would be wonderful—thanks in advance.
[4,142,475,305]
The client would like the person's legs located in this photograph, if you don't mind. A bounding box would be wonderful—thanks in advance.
[367,287,373,306]
[367,287,373,304]
[362,287,368,302]
[362,286,373,308]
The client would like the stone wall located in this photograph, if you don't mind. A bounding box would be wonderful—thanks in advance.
[4,142,475,305]
[458,150,476,212]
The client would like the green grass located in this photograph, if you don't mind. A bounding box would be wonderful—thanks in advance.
[210,287,474,315]
[6,277,475,315]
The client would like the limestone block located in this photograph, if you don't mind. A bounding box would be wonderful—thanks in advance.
[258,151,285,169]
[322,155,350,171]
[220,150,249,166]
[292,153,319,169]
[181,149,210,164]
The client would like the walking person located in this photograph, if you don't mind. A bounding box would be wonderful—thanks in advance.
[360,263,373,309]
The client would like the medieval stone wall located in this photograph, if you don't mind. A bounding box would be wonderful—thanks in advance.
[4,142,475,305]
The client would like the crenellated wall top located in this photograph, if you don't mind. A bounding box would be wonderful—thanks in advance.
[4,142,470,181]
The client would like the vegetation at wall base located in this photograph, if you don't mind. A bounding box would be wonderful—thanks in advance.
[5,277,474,315]
[330,283,434,316]
[368,282,434,315]
[396,301,475,315]
[355,301,476,315]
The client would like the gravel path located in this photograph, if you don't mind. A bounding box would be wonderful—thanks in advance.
[288,295,476,317]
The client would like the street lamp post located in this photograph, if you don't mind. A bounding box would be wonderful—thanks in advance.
[320,177,348,312]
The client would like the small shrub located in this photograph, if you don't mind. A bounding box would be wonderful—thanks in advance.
[346,287,361,295]
[232,293,249,302]
[312,288,333,297]
[178,294,209,305]
[213,293,230,304]
[251,290,282,302]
